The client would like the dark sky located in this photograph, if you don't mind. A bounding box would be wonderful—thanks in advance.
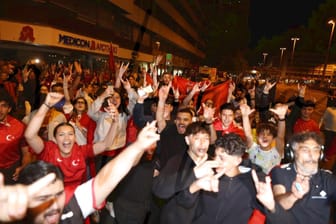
[249,0,327,47]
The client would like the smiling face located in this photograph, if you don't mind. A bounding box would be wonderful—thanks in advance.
[220,109,234,128]
[74,98,87,113]
[54,124,76,157]
[29,179,65,224]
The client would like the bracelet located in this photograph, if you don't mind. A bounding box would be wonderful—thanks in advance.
[43,103,51,109]
[278,118,286,121]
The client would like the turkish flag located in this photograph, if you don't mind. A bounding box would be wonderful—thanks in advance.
[171,76,230,114]
[201,81,230,115]
[109,43,115,74]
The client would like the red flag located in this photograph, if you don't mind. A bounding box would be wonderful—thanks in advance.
[109,43,115,74]
[172,76,196,99]
[201,81,230,115]
[145,73,154,86]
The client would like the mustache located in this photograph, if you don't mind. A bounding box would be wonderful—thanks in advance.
[44,209,61,218]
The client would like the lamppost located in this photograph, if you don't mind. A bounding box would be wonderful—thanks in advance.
[279,47,286,67]
[322,19,335,81]
[291,37,300,65]
[262,52,268,65]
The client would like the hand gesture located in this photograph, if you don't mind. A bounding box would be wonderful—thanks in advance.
[290,174,310,199]
[44,92,64,107]
[240,103,254,117]
[73,61,82,74]
[154,55,163,66]
[269,104,288,119]
[297,83,306,97]
[104,101,119,122]
[193,160,221,178]
[263,80,276,94]
[172,86,180,100]
[228,81,235,94]
[158,82,171,102]
[120,77,131,90]
[117,62,129,81]
[200,81,211,92]
[248,85,256,98]
[202,103,215,123]
[193,174,220,192]
[252,170,275,211]
[0,173,55,222]
[135,121,160,150]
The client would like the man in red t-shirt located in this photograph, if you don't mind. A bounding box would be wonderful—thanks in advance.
[0,89,31,185]
[212,102,246,141]
[293,100,320,134]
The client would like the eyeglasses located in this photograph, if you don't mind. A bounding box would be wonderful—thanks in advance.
[76,101,86,104]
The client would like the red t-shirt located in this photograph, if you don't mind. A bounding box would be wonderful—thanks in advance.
[213,119,246,140]
[293,118,320,134]
[37,141,94,190]
[0,115,25,168]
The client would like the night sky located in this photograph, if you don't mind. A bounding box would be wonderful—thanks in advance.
[249,0,327,47]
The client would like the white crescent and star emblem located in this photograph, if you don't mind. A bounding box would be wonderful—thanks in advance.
[6,135,15,141]
[56,158,63,162]
[72,160,79,166]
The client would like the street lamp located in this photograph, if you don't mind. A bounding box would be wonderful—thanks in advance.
[291,37,300,65]
[322,19,335,81]
[262,52,268,65]
[279,47,286,67]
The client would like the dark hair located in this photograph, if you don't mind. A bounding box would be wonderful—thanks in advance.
[219,102,235,113]
[18,160,64,185]
[102,88,130,116]
[290,131,324,150]
[0,88,14,109]
[256,122,277,138]
[215,133,246,156]
[72,97,88,110]
[53,122,75,137]
[50,82,63,92]
[177,107,194,117]
[185,121,210,136]
[302,100,316,108]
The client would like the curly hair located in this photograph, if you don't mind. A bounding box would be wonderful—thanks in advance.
[215,133,247,156]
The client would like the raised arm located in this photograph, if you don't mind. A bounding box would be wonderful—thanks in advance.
[156,83,171,132]
[92,104,119,155]
[241,103,255,148]
[202,103,217,144]
[24,92,64,154]
[182,83,200,108]
[269,104,288,158]
[93,121,160,205]
[87,85,114,121]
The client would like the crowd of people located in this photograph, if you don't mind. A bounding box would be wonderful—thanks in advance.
[0,57,336,224]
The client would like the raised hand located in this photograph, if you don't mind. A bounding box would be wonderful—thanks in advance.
[73,61,82,74]
[263,79,276,94]
[135,121,160,150]
[240,103,254,117]
[202,103,215,123]
[44,92,64,107]
[269,104,288,119]
[0,173,55,222]
[158,82,171,102]
[252,169,275,211]
[118,62,130,80]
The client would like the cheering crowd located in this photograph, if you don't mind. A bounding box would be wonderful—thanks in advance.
[0,57,336,224]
